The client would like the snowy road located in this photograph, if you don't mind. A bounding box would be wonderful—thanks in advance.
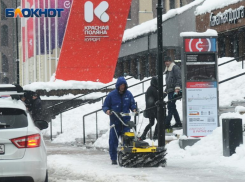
[46,140,245,182]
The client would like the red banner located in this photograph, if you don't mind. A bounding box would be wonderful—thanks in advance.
[27,0,34,58]
[21,0,26,62]
[55,0,132,83]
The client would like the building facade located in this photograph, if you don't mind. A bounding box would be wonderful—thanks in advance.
[0,0,19,84]
[196,1,245,59]
[126,0,195,29]
[116,0,200,80]
[16,0,196,85]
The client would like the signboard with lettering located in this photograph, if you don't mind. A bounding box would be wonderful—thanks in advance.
[186,82,218,137]
[185,38,216,52]
[55,0,132,83]
[210,6,245,27]
[182,36,218,137]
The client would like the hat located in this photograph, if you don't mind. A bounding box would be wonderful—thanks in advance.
[33,93,38,97]
[164,56,172,62]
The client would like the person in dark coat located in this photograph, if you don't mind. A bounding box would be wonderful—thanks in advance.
[139,76,159,140]
[30,93,43,121]
[102,77,137,165]
[164,56,182,128]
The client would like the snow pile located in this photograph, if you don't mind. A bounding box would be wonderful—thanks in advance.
[93,131,110,148]
[195,0,243,16]
[24,76,143,92]
[180,29,217,37]
[218,57,245,106]
[235,106,245,114]
[23,78,116,92]
[167,112,245,172]
[40,92,105,100]
[123,0,204,42]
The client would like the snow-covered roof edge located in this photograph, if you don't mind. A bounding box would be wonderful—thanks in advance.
[122,0,204,42]
[180,29,218,37]
[195,0,243,16]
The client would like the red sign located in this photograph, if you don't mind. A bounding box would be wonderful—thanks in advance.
[21,0,26,62]
[186,82,217,88]
[55,0,132,83]
[185,38,216,52]
[27,0,34,58]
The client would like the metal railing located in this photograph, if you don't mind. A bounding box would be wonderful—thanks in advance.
[219,72,245,84]
[218,56,245,84]
[47,76,134,111]
[51,55,245,142]
[218,54,245,68]
[60,77,153,115]
[82,84,166,144]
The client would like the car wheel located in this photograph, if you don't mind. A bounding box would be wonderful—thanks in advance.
[45,171,48,182]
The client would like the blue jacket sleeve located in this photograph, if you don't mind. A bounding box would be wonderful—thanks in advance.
[102,94,111,113]
[129,92,137,111]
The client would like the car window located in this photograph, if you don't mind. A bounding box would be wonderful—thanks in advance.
[0,108,28,129]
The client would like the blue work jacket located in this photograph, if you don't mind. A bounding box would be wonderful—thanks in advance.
[102,77,136,124]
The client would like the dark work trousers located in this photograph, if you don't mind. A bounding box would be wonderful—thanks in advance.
[142,117,158,138]
[109,121,130,161]
[165,92,181,126]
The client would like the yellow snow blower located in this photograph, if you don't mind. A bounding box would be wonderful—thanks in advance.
[111,111,167,167]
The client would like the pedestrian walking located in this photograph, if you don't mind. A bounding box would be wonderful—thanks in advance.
[164,56,182,128]
[102,77,137,165]
[139,76,159,140]
[30,93,43,121]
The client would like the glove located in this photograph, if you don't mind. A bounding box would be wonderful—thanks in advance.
[173,90,182,98]
[163,92,167,99]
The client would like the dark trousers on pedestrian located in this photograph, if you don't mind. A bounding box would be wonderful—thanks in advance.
[165,92,181,127]
[109,122,129,161]
[142,117,158,138]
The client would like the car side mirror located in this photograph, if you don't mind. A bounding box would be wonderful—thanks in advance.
[35,120,48,130]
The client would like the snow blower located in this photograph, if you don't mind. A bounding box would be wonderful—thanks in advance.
[110,111,167,168]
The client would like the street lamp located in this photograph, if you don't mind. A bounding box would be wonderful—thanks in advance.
[156,0,165,147]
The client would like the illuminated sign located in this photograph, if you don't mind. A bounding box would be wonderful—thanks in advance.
[185,38,216,52]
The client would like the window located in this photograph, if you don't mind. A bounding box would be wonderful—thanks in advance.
[128,6,131,19]
[1,25,8,46]
[170,0,175,9]
[2,53,9,72]
[1,0,7,20]
[233,35,239,58]
[2,76,9,84]
[0,108,28,129]
[180,0,183,7]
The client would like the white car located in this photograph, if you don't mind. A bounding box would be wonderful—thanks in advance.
[0,85,48,182]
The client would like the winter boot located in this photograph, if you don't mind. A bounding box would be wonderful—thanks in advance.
[165,124,171,129]
[111,160,117,165]
[172,123,182,128]
[138,135,146,141]
[153,134,158,140]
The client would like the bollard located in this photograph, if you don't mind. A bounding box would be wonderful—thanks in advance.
[222,118,243,157]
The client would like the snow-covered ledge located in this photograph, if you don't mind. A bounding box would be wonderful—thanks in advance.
[180,29,218,37]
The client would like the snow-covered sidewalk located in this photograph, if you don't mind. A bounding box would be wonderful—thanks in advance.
[47,139,245,182]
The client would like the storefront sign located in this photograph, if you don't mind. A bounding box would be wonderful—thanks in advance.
[185,38,216,52]
[210,6,245,27]
[55,0,132,83]
[186,82,218,137]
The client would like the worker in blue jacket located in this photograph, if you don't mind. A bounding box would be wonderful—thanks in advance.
[102,77,136,165]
